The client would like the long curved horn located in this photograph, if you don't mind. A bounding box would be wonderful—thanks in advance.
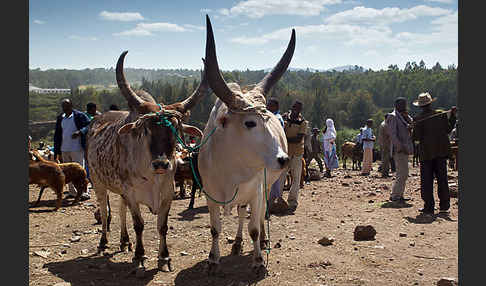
[255,29,296,96]
[179,58,211,112]
[204,15,238,109]
[116,51,144,110]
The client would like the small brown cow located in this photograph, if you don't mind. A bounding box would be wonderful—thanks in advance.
[341,141,362,170]
[30,150,88,207]
[29,150,66,210]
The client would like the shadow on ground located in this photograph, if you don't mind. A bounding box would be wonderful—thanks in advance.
[380,201,413,209]
[174,253,267,286]
[177,206,209,221]
[404,212,456,224]
[28,198,79,213]
[44,251,157,286]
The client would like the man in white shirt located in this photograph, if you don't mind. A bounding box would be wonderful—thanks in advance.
[361,119,375,175]
[53,99,91,200]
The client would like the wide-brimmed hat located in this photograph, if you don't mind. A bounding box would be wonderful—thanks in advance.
[413,92,437,107]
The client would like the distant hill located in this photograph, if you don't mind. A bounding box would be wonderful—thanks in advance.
[264,65,365,73]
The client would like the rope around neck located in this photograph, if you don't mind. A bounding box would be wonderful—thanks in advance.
[154,104,236,205]
[154,104,271,260]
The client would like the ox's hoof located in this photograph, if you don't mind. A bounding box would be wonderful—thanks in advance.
[158,257,173,272]
[97,239,109,253]
[120,242,133,253]
[207,261,221,276]
[231,243,243,256]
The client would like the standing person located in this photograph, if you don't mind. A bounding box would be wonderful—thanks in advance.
[360,119,375,175]
[266,97,287,213]
[53,98,91,201]
[282,100,308,212]
[305,128,324,175]
[322,119,339,177]
[378,114,393,178]
[412,93,457,215]
[83,102,101,188]
[86,102,102,119]
[386,98,414,203]
[354,128,363,145]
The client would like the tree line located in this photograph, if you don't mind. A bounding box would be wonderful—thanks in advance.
[29,60,457,149]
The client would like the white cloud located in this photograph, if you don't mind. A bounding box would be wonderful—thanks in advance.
[183,24,205,31]
[324,5,451,26]
[114,22,188,37]
[218,8,230,16]
[200,8,212,13]
[425,0,454,4]
[230,24,398,47]
[99,11,144,22]
[229,7,457,55]
[220,0,342,18]
[33,20,45,25]
[69,35,98,41]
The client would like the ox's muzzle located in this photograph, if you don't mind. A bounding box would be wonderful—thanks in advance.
[277,155,290,169]
[152,157,171,174]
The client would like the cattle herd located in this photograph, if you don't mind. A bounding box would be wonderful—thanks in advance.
[28,15,459,279]
[28,16,295,277]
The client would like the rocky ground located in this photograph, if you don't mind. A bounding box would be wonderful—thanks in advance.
[28,161,459,286]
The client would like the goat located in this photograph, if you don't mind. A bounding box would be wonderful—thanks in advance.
[29,150,66,210]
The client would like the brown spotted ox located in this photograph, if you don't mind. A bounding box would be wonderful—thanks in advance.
[86,51,209,275]
[198,15,294,274]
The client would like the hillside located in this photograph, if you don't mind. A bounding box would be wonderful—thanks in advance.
[28,61,457,146]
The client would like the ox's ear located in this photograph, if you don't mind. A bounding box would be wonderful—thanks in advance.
[118,122,136,135]
[182,124,203,138]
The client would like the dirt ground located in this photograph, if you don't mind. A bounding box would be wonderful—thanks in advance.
[28,160,459,286]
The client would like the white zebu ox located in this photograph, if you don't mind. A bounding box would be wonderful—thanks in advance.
[86,51,209,275]
[198,15,295,274]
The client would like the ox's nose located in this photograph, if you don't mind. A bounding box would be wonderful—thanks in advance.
[277,155,290,168]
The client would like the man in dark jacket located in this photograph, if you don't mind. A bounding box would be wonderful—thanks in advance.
[412,92,457,215]
[53,98,91,200]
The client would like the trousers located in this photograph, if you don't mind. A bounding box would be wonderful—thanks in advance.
[420,157,450,211]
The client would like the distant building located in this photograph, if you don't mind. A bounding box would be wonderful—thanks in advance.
[29,83,71,94]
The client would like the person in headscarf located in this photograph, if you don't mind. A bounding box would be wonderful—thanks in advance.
[322,118,339,177]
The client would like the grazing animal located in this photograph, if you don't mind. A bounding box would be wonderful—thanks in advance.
[174,148,204,209]
[341,141,362,170]
[86,51,209,274]
[28,150,66,210]
[30,151,87,207]
[198,15,294,274]
[173,126,204,207]
[36,163,88,207]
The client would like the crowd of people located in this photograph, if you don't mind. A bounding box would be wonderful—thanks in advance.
[30,91,457,218]
[267,92,457,217]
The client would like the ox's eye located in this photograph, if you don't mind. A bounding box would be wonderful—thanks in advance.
[244,121,257,129]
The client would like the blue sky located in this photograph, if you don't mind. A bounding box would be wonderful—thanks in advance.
[29,0,458,71]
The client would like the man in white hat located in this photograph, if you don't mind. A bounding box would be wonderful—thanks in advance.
[412,92,456,215]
